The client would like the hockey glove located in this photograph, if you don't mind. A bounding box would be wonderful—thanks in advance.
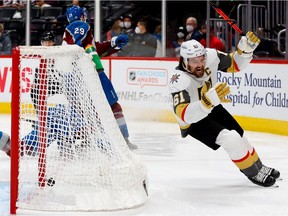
[237,31,261,58]
[201,82,231,109]
[111,34,129,49]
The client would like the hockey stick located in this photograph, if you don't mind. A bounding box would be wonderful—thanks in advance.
[99,44,119,58]
[209,1,245,36]
[21,118,37,124]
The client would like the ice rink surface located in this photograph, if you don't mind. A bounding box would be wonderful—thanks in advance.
[1,114,288,216]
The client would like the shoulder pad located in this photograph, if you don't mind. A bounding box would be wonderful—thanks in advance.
[168,70,191,93]
[205,48,219,67]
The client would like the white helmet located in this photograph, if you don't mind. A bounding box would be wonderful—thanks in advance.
[180,40,206,61]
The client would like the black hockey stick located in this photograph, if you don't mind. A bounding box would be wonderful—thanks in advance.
[21,118,37,124]
[99,43,118,58]
[209,1,245,36]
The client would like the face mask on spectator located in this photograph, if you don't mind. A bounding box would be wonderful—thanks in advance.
[135,27,141,34]
[119,22,124,28]
[124,21,131,29]
[186,25,194,33]
[177,32,185,38]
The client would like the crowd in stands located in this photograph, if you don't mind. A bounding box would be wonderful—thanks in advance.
[0,0,285,58]
[0,0,227,57]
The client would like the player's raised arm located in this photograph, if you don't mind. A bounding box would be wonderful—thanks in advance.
[217,31,261,72]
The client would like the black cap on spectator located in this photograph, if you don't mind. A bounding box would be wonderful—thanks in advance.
[122,14,132,19]
[177,26,186,34]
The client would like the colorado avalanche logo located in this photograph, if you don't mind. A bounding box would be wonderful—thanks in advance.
[170,73,180,84]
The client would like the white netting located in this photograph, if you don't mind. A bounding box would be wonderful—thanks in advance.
[15,45,148,211]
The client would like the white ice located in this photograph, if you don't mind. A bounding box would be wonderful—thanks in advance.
[1,114,288,216]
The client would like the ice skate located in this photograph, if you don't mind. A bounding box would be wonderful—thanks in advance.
[125,138,138,150]
[248,171,276,187]
[260,165,280,179]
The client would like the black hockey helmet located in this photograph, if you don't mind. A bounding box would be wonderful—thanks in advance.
[41,31,55,42]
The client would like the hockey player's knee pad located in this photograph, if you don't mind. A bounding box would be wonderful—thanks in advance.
[98,71,118,106]
[216,129,247,159]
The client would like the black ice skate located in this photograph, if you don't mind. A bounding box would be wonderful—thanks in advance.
[260,165,280,179]
[248,171,276,187]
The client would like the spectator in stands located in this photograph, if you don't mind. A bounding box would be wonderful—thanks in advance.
[0,0,32,8]
[153,24,161,41]
[0,23,12,55]
[1,0,13,7]
[185,16,202,42]
[11,0,29,9]
[34,0,51,9]
[122,16,157,57]
[199,25,226,52]
[120,14,134,35]
[173,26,186,57]
[153,24,175,57]
[106,18,123,41]
[117,14,136,57]
[153,24,162,57]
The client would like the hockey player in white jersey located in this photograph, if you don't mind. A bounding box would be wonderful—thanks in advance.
[168,31,280,187]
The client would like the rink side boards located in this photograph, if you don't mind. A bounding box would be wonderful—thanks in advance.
[1,55,288,136]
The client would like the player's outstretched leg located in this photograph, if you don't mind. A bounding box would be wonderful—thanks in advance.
[0,131,11,156]
[111,103,137,150]
[98,71,137,150]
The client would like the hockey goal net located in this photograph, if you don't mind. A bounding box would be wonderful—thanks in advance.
[10,45,148,213]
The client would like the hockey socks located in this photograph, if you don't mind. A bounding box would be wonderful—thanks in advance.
[242,137,281,179]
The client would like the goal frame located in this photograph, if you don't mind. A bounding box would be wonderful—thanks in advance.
[10,45,148,214]
[11,47,20,215]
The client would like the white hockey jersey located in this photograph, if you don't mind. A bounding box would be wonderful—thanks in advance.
[168,48,252,137]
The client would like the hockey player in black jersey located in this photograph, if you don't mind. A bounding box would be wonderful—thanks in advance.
[168,31,280,187]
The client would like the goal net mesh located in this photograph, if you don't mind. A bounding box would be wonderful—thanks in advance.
[13,45,148,211]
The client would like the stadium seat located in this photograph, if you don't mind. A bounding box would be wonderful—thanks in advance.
[40,7,63,20]
[0,8,17,22]
[30,19,47,31]
[6,18,24,31]
[21,8,41,19]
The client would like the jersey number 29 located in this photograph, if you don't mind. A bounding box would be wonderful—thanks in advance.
[74,27,85,35]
